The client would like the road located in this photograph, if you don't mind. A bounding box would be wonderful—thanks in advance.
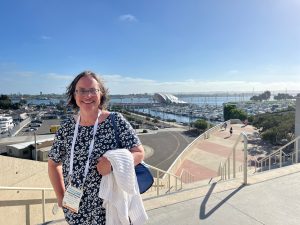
[138,128,195,171]
[13,118,196,173]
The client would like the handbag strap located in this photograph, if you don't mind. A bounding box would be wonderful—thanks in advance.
[110,112,121,148]
[111,112,146,167]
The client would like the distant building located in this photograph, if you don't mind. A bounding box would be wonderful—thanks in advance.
[5,139,53,161]
[153,93,187,105]
[0,115,14,134]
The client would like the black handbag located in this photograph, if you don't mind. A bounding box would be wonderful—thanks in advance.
[111,112,154,194]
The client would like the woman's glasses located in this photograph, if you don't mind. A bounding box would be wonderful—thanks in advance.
[75,88,101,96]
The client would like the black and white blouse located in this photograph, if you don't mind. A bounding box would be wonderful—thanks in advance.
[49,112,141,225]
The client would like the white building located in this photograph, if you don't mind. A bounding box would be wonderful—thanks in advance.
[0,115,14,134]
[153,93,187,104]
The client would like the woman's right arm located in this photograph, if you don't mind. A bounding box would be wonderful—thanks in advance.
[48,159,65,207]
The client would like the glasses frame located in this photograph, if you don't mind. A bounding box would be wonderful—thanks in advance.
[75,88,101,96]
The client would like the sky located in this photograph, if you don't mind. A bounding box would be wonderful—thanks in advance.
[0,0,300,95]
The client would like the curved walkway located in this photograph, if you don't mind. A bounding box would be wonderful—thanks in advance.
[175,124,259,182]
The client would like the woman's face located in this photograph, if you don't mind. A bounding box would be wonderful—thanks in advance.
[74,75,101,113]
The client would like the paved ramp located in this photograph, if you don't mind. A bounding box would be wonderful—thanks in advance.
[175,124,257,182]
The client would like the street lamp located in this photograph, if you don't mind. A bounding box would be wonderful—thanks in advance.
[189,111,193,130]
[34,131,38,161]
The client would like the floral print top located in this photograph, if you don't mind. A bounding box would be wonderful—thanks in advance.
[48,112,141,225]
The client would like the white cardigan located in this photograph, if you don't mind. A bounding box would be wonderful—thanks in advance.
[98,149,148,225]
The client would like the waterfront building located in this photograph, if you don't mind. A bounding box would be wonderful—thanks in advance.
[153,93,187,104]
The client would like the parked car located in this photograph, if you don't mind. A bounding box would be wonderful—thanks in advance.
[29,123,41,127]
[31,119,42,124]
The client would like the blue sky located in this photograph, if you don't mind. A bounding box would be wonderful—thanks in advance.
[0,0,300,95]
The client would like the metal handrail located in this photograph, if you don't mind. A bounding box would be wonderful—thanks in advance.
[256,136,300,172]
[219,132,248,184]
[0,164,182,223]
[0,186,54,223]
[146,164,183,196]
[180,169,195,184]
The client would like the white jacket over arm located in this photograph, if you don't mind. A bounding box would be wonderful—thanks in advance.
[99,149,148,225]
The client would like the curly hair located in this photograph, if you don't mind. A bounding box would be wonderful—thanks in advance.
[66,71,108,110]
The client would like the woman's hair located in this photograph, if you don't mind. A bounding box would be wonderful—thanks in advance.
[66,71,108,110]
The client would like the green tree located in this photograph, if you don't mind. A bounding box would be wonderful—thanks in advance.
[250,90,271,101]
[223,104,247,121]
[230,108,247,121]
[274,93,294,100]
[0,95,12,109]
[252,111,295,145]
[193,119,208,130]
[223,104,236,121]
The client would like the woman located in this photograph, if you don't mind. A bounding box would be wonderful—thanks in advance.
[48,71,145,224]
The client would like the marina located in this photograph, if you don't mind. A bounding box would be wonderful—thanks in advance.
[109,94,296,124]
[7,93,297,127]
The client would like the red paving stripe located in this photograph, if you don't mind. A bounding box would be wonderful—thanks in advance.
[214,132,240,139]
[194,140,245,162]
[195,141,232,157]
[176,159,217,182]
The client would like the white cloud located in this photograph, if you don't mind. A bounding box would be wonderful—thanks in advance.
[47,73,73,80]
[15,71,35,77]
[41,35,52,40]
[119,14,138,22]
[102,74,300,94]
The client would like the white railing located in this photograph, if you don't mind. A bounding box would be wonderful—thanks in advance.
[218,132,249,184]
[0,186,54,223]
[255,136,300,172]
[147,164,182,196]
[180,169,195,184]
[0,165,182,223]
[167,121,226,179]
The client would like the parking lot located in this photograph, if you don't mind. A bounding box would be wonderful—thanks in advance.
[17,119,61,136]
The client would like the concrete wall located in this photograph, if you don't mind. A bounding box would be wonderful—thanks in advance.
[6,146,32,159]
[0,156,64,225]
[295,98,300,152]
[295,98,300,138]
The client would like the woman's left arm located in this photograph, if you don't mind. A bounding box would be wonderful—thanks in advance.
[97,144,145,175]
[130,144,145,165]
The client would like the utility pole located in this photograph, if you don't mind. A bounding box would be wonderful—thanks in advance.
[34,131,37,161]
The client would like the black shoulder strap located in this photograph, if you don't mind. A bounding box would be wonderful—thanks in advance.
[111,112,121,147]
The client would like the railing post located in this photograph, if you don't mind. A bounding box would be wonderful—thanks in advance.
[228,158,231,179]
[296,139,299,163]
[279,149,282,168]
[180,177,182,190]
[243,136,248,185]
[224,164,227,180]
[42,189,46,223]
[233,145,236,178]
[269,157,271,171]
[156,170,160,196]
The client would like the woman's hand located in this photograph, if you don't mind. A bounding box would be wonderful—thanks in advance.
[97,156,112,176]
